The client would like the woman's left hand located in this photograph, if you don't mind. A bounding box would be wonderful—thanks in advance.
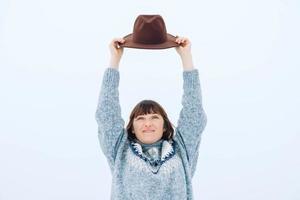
[175,36,194,70]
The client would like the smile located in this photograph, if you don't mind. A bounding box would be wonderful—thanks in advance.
[143,130,155,133]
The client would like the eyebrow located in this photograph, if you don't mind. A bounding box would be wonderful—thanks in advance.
[135,114,159,118]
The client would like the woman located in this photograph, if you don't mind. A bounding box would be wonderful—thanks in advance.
[95,36,207,200]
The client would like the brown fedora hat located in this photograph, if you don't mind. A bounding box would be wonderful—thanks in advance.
[120,15,179,50]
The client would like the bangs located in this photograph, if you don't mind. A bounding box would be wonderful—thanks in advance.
[132,101,162,118]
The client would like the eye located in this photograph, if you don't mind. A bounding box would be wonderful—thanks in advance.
[135,116,144,120]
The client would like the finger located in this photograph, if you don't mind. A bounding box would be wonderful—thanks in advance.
[112,38,125,45]
[176,36,184,43]
[116,42,122,49]
[116,38,125,43]
[111,41,120,49]
[179,38,184,42]
[177,39,184,44]
[178,39,187,47]
[112,41,122,49]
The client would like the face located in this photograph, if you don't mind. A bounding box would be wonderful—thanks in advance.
[132,113,165,144]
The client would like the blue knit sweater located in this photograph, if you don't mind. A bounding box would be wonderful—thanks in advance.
[95,67,207,200]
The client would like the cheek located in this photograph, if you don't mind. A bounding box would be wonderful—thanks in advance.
[132,122,141,131]
[158,120,165,129]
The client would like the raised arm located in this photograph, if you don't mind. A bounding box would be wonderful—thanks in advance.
[95,38,126,168]
[175,37,208,176]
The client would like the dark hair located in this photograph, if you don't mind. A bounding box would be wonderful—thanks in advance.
[126,100,174,141]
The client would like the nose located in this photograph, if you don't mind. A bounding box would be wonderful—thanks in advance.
[144,119,152,127]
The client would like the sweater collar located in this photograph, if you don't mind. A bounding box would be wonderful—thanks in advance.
[130,139,175,163]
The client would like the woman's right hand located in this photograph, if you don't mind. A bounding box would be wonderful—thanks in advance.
[109,38,125,68]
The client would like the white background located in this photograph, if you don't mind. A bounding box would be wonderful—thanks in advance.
[1,0,299,199]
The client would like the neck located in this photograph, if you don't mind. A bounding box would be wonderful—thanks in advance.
[136,139,163,147]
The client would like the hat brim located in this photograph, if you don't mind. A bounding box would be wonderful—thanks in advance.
[120,33,180,49]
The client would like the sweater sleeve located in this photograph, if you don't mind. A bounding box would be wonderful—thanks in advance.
[95,68,125,168]
[175,69,207,176]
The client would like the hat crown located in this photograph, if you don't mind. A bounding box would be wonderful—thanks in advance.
[132,15,167,44]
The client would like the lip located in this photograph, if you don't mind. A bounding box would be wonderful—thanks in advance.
[142,130,155,133]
